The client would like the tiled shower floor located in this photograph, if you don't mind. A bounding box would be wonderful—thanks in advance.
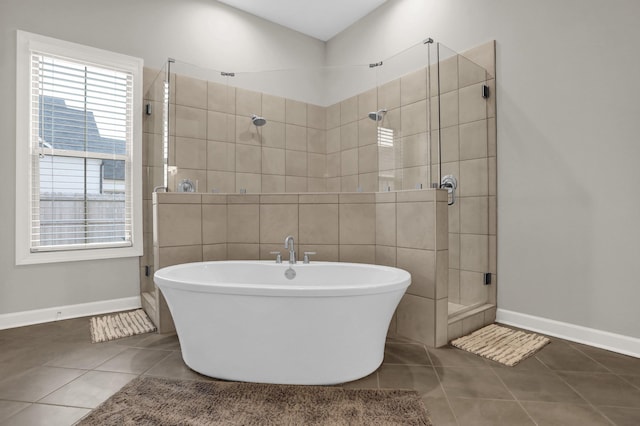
[0,317,639,425]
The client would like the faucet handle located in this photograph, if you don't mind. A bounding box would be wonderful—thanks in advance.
[269,251,282,264]
[303,251,317,264]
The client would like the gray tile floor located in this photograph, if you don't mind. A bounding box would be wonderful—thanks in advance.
[0,317,639,425]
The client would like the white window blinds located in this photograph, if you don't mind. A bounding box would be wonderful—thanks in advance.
[30,52,134,252]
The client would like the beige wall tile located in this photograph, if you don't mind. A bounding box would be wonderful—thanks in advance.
[488,117,496,157]
[156,204,202,247]
[397,247,436,298]
[307,104,326,130]
[339,192,375,204]
[236,88,261,117]
[396,202,436,250]
[326,152,341,177]
[448,320,463,341]
[460,234,489,272]
[285,150,308,177]
[401,68,427,106]
[143,101,165,135]
[298,244,339,262]
[154,192,202,205]
[440,90,459,128]
[375,245,396,267]
[461,311,486,335]
[285,124,307,151]
[459,196,489,235]
[207,111,235,142]
[299,204,339,244]
[307,153,326,178]
[339,245,375,264]
[228,194,260,204]
[489,156,496,196]
[340,122,358,150]
[401,100,427,136]
[358,172,378,192]
[396,189,437,203]
[378,79,400,110]
[262,147,285,176]
[459,83,487,124]
[286,99,307,126]
[458,55,487,88]
[203,243,227,261]
[436,250,449,300]
[175,105,207,139]
[459,119,488,161]
[436,202,448,250]
[262,94,285,122]
[358,144,378,174]
[307,178,327,193]
[236,115,261,145]
[489,196,496,236]
[448,268,460,304]
[261,175,285,193]
[459,158,489,197]
[235,173,261,193]
[449,232,460,269]
[227,204,259,243]
[142,132,162,168]
[260,204,298,243]
[207,141,235,172]
[439,56,459,94]
[307,128,326,154]
[429,96,440,130]
[340,203,375,244]
[202,204,227,244]
[489,235,497,275]
[402,166,430,190]
[227,243,259,260]
[285,176,307,192]
[326,177,341,192]
[358,118,377,147]
[158,245,203,268]
[175,75,207,109]
[340,96,358,124]
[326,128,340,153]
[260,243,285,261]
[208,82,235,114]
[171,168,206,192]
[299,193,339,204]
[326,103,340,129]
[375,191,396,203]
[376,203,396,246]
[261,120,285,148]
[396,294,435,346]
[175,137,207,169]
[260,194,298,203]
[341,148,358,176]
[402,132,429,168]
[202,194,227,204]
[439,126,460,163]
[207,171,235,193]
[358,88,377,120]
[341,175,358,192]
[235,144,262,174]
[486,79,496,118]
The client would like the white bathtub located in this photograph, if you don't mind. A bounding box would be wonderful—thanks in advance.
[154,261,410,385]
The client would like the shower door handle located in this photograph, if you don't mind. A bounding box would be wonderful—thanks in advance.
[441,175,457,206]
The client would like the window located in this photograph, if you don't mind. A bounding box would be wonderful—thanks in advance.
[16,31,143,264]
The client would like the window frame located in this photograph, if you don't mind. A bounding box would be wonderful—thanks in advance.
[16,30,143,265]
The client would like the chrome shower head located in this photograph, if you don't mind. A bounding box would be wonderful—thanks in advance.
[251,114,267,126]
[368,109,387,121]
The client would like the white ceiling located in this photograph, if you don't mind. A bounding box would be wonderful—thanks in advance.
[217,0,388,41]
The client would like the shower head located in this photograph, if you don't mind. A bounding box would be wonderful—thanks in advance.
[251,114,267,127]
[368,109,387,121]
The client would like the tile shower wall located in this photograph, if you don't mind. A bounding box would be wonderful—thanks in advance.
[153,189,448,346]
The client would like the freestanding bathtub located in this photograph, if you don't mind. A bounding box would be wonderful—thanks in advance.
[154,261,410,385]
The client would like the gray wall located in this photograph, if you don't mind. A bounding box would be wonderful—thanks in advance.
[0,0,324,315]
[327,0,640,339]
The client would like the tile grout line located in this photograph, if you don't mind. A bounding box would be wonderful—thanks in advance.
[486,365,539,426]
[425,346,461,426]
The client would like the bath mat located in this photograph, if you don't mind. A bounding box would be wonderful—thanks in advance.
[77,376,431,425]
[451,323,550,366]
[89,309,156,343]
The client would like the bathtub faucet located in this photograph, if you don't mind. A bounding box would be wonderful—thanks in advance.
[284,235,296,264]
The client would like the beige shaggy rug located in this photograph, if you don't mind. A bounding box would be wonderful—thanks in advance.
[89,309,156,343]
[451,323,550,366]
[77,376,431,425]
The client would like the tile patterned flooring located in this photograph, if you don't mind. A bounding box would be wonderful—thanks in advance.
[0,317,639,425]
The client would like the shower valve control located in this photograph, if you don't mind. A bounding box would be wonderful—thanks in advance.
[441,175,458,206]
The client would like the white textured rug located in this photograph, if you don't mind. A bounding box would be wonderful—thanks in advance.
[451,324,550,366]
[90,309,156,343]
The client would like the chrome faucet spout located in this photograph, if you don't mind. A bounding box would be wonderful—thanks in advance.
[284,235,296,264]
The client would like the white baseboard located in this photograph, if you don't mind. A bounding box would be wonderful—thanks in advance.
[496,309,640,358]
[0,296,141,330]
